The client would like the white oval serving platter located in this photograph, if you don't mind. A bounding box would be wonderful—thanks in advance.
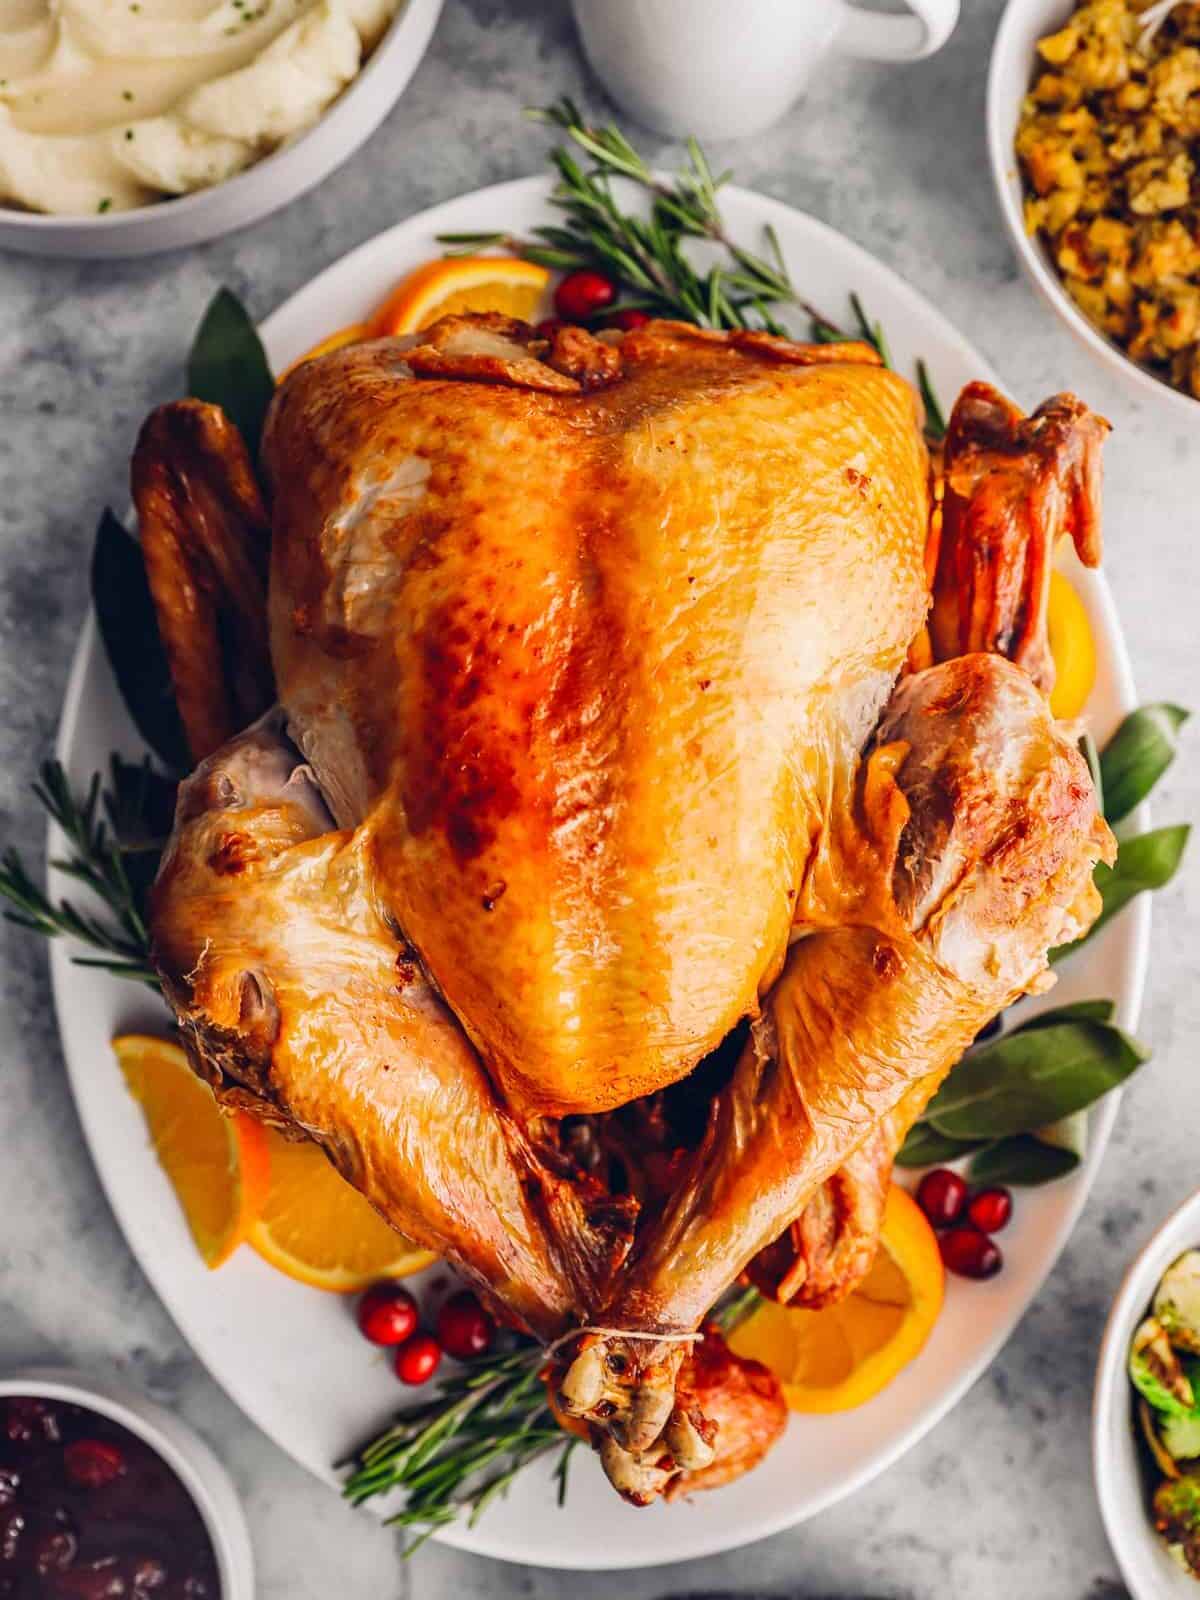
[48,175,1148,1569]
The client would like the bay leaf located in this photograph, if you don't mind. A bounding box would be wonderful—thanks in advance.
[926,1017,1149,1140]
[186,287,274,458]
[1100,703,1189,825]
[894,1122,984,1169]
[968,1135,1081,1187]
[1020,998,1115,1028]
[90,509,190,773]
[1051,824,1190,962]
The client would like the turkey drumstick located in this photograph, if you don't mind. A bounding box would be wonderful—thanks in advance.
[744,379,1110,1318]
[557,652,1112,1499]
[151,711,634,1340]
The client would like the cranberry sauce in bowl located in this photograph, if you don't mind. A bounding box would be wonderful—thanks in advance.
[0,1393,221,1598]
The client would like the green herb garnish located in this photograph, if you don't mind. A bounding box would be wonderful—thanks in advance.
[343,1341,573,1553]
[966,1134,1081,1187]
[438,99,947,440]
[343,1282,761,1547]
[895,1123,986,1169]
[922,1011,1148,1141]
[186,287,274,458]
[1052,823,1190,962]
[1099,702,1189,826]
[91,508,191,772]
[0,757,169,985]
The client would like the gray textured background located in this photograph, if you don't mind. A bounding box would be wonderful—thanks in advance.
[0,1,1196,1595]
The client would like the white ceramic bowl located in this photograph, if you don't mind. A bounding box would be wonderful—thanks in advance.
[1094,1189,1200,1600]
[0,0,443,260]
[986,0,1198,417]
[0,1366,254,1598]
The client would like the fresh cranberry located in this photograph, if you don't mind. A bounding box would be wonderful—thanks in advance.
[940,1225,1003,1280]
[606,308,650,331]
[356,1284,418,1347]
[915,1167,968,1229]
[63,1440,124,1490]
[967,1186,1013,1234]
[394,1333,442,1386]
[436,1291,495,1361]
[554,269,616,323]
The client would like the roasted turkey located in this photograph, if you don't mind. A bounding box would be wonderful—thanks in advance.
[132,313,1113,1504]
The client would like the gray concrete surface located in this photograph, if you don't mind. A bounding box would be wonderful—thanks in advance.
[0,2,1195,1594]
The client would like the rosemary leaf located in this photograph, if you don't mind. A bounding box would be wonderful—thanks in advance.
[436,230,510,247]
[712,1283,761,1335]
[343,1281,767,1546]
[0,757,168,987]
[917,358,948,441]
[554,1437,579,1506]
[437,103,958,445]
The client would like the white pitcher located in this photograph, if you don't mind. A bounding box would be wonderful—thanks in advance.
[569,0,960,141]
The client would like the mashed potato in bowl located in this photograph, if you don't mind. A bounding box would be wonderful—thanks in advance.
[0,0,401,215]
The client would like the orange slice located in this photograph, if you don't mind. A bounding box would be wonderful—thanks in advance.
[1047,569,1097,720]
[248,1126,436,1293]
[728,1185,944,1413]
[114,1034,269,1270]
[366,256,552,338]
[280,322,367,381]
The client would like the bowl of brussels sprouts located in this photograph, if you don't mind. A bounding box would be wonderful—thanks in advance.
[1095,1190,1200,1598]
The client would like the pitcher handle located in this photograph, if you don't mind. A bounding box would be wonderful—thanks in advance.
[835,0,959,61]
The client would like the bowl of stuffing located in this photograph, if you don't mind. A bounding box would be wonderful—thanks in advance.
[988,0,1200,412]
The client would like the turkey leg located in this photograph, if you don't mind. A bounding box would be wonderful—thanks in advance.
[747,379,1110,1315]
[558,652,1113,1498]
[151,712,632,1339]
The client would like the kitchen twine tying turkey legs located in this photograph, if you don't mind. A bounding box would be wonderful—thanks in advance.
[544,1327,703,1358]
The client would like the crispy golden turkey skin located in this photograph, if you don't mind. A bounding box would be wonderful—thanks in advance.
[135,314,1111,1504]
[261,318,930,1117]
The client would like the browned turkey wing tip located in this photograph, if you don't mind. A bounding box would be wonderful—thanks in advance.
[131,399,274,764]
[931,381,1109,694]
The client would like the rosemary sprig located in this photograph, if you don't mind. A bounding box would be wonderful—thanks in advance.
[917,358,948,441]
[0,756,170,986]
[437,98,947,440]
[710,1282,761,1336]
[343,1284,762,1547]
[343,1340,568,1552]
[440,97,835,336]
